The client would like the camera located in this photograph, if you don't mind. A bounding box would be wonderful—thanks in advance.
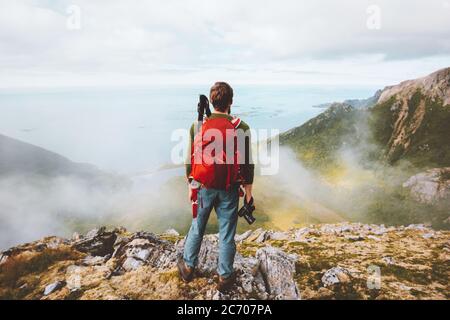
[238,196,256,225]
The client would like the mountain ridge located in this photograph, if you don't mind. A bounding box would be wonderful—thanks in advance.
[0,133,125,186]
[1,223,448,300]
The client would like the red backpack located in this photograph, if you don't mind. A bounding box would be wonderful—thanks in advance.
[190,117,242,190]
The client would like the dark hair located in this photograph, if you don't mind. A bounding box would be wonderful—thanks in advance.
[210,82,233,112]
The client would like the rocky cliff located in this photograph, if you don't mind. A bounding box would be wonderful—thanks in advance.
[371,67,450,166]
[1,224,448,300]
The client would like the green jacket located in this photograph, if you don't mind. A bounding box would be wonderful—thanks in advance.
[185,113,255,185]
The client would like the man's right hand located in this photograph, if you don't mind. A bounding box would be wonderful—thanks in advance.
[244,184,254,206]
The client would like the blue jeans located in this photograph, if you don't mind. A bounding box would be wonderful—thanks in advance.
[183,186,239,278]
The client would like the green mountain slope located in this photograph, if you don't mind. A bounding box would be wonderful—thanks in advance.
[281,67,450,173]
[280,103,364,173]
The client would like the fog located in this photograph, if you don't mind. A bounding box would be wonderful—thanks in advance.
[0,105,441,250]
[0,135,421,250]
[0,169,192,250]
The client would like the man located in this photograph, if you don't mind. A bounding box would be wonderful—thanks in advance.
[178,82,254,292]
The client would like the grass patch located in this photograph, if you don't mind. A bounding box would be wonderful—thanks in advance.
[0,247,82,289]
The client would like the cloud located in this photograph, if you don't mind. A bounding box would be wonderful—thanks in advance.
[0,0,449,86]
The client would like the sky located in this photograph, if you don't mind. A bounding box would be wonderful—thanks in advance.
[0,0,449,88]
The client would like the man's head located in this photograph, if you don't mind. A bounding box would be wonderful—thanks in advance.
[210,82,233,113]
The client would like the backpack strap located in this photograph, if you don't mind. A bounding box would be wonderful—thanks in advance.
[230,117,241,129]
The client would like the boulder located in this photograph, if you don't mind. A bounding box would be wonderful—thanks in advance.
[113,232,177,272]
[177,234,219,273]
[321,267,352,287]
[234,255,267,299]
[256,246,300,300]
[43,281,65,295]
[177,235,294,300]
[403,168,450,204]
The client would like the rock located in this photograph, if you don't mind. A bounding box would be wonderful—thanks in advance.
[184,234,219,273]
[294,227,320,242]
[85,227,106,239]
[113,226,127,234]
[321,267,351,287]
[72,232,81,241]
[122,257,144,271]
[422,233,436,239]
[81,255,110,266]
[398,284,412,291]
[73,227,117,257]
[45,237,66,249]
[234,255,267,298]
[382,256,395,265]
[65,266,84,291]
[211,290,222,300]
[19,283,29,291]
[320,224,353,234]
[367,235,381,242]
[269,231,289,241]
[120,239,152,272]
[177,234,280,299]
[255,231,270,243]
[403,168,450,204]
[344,235,364,242]
[256,246,300,300]
[406,224,429,231]
[0,253,8,266]
[43,281,65,295]
[293,228,320,243]
[113,233,177,272]
[235,230,253,242]
[295,227,311,237]
[244,228,271,243]
[162,228,179,237]
[246,228,264,242]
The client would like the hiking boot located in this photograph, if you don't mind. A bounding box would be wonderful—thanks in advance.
[177,257,195,282]
[217,272,236,293]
